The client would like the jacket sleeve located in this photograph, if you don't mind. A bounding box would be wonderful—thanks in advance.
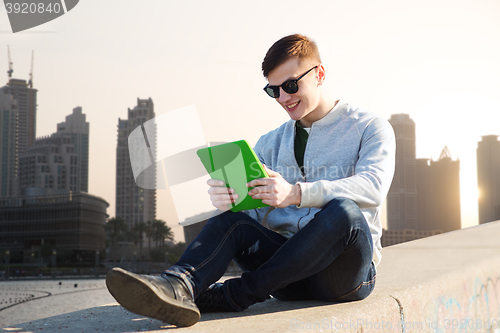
[297,118,396,209]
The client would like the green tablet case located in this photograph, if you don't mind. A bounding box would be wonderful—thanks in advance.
[197,140,269,212]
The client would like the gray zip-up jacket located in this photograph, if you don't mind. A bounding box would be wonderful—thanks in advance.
[244,101,396,266]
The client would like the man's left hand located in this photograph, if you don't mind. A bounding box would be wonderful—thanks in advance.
[247,164,301,208]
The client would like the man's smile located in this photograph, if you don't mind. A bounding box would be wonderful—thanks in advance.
[286,101,300,111]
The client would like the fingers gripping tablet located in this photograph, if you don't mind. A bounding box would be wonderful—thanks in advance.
[197,140,269,212]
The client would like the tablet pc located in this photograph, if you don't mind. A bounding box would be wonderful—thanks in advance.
[196,140,269,212]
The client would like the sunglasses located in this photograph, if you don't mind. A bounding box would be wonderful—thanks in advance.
[263,66,318,98]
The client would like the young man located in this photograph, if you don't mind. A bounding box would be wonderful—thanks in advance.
[106,34,396,327]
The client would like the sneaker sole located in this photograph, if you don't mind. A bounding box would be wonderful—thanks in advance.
[106,268,200,327]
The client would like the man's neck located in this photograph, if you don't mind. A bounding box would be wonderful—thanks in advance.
[299,97,339,128]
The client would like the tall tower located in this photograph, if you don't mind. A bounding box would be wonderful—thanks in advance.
[387,114,417,230]
[116,98,156,230]
[477,135,500,224]
[57,107,90,192]
[415,158,432,230]
[1,49,37,196]
[5,78,37,155]
[416,147,461,232]
[0,89,18,197]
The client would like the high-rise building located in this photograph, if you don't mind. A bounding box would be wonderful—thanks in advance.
[57,107,89,192]
[18,132,79,192]
[0,77,37,197]
[477,135,500,224]
[416,158,432,231]
[0,88,18,197]
[416,147,461,232]
[387,114,417,230]
[17,107,89,193]
[116,98,156,230]
[386,115,462,243]
[3,78,37,155]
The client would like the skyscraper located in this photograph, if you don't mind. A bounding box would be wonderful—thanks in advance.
[57,107,89,192]
[387,114,417,230]
[3,78,37,155]
[0,89,18,197]
[17,107,89,193]
[116,98,156,230]
[477,135,500,224]
[416,147,461,232]
[18,132,79,192]
[0,77,37,197]
[415,158,432,230]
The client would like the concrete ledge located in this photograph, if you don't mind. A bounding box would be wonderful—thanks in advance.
[4,221,500,332]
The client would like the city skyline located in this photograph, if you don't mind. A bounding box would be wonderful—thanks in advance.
[387,114,462,233]
[2,64,496,242]
[2,0,500,241]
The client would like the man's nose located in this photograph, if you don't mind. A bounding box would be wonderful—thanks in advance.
[278,88,292,103]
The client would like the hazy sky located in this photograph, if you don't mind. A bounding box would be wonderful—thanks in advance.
[2,0,499,241]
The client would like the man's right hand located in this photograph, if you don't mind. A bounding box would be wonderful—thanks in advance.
[207,179,239,211]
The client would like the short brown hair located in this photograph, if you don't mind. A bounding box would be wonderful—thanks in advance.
[262,34,321,77]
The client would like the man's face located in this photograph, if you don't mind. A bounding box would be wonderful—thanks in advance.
[266,57,321,126]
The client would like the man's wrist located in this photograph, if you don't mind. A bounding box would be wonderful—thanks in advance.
[294,184,302,206]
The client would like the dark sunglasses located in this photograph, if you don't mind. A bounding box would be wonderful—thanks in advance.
[263,66,318,98]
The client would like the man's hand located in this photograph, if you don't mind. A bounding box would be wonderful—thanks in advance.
[247,164,301,208]
[207,179,238,211]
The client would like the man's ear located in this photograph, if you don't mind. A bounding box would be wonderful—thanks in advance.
[317,64,326,85]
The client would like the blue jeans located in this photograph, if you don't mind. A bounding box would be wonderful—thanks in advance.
[164,197,376,311]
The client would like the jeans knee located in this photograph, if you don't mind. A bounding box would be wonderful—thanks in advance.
[312,198,370,246]
[324,197,358,213]
[321,198,364,224]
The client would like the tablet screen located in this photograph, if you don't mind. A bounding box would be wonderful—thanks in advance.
[197,140,269,212]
